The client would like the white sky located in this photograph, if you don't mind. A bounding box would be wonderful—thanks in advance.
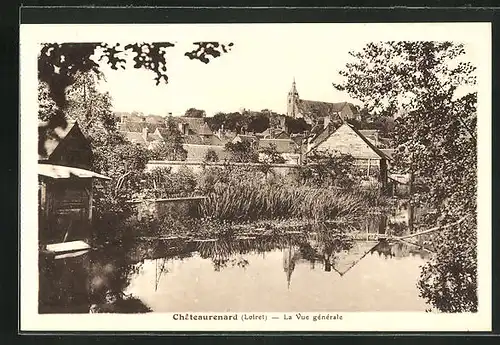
[30,23,480,118]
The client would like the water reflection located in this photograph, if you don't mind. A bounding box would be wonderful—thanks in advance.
[39,220,432,313]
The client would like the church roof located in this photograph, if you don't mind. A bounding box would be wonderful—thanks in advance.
[296,100,356,122]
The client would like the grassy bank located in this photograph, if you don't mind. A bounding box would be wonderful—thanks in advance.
[199,183,369,223]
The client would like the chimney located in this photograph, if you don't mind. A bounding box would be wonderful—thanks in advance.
[142,126,148,141]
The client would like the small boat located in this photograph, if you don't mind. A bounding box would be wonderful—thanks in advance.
[40,240,91,259]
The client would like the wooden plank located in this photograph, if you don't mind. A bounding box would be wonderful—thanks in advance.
[45,240,90,254]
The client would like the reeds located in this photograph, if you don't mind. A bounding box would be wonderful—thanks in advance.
[199,182,368,224]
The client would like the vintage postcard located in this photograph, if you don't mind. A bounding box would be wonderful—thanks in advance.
[20,21,491,332]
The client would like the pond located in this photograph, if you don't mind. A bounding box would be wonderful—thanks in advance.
[38,215,433,314]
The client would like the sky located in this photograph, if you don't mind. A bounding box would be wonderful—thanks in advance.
[78,23,482,118]
[95,28,367,117]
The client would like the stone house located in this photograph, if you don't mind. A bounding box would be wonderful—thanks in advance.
[307,123,390,189]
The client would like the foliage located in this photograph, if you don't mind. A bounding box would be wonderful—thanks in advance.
[65,71,118,138]
[259,143,286,164]
[38,81,57,121]
[149,117,187,161]
[291,150,356,189]
[224,141,259,163]
[418,216,477,312]
[144,167,198,199]
[284,116,311,134]
[206,111,250,133]
[184,107,206,118]
[206,109,287,134]
[204,149,219,162]
[91,132,150,237]
[334,41,477,312]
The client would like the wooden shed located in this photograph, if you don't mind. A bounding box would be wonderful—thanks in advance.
[38,121,110,247]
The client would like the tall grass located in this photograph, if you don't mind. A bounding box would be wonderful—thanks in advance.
[199,182,368,223]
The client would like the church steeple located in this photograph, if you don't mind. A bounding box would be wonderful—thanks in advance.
[287,77,299,117]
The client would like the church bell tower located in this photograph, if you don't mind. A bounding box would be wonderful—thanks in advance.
[287,78,299,118]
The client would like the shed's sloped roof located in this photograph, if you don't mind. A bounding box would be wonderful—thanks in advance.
[39,121,89,161]
[39,163,111,180]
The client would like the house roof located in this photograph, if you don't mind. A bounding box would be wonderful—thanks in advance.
[144,114,165,124]
[359,129,379,136]
[233,134,259,143]
[290,134,305,146]
[380,149,395,160]
[308,122,343,148]
[184,134,224,146]
[169,116,207,134]
[296,100,357,122]
[120,131,147,146]
[198,122,214,136]
[119,121,165,133]
[183,144,230,161]
[348,124,390,160]
[156,127,168,138]
[259,138,299,153]
[147,133,162,142]
[38,121,89,161]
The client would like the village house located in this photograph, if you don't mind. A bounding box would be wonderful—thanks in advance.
[258,138,302,165]
[38,121,110,247]
[307,122,390,190]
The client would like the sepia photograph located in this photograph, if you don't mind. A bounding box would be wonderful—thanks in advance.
[20,21,491,332]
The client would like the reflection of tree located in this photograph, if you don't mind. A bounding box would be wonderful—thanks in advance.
[196,233,304,272]
[300,224,355,273]
[39,241,153,313]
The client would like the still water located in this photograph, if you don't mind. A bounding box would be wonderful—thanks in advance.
[39,219,433,313]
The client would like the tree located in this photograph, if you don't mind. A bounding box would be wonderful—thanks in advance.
[204,149,219,162]
[65,71,117,139]
[38,41,233,156]
[150,117,187,161]
[51,72,152,239]
[184,108,206,118]
[334,41,477,312]
[224,141,259,163]
[284,116,311,134]
[293,150,355,188]
[246,111,270,133]
[259,144,285,164]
